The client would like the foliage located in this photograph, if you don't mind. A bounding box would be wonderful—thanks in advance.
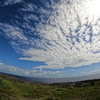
[0,77,13,89]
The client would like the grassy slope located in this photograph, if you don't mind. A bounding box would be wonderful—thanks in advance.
[0,73,100,100]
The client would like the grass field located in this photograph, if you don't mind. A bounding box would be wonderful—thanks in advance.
[0,73,100,100]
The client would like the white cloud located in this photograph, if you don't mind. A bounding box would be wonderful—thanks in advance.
[0,23,28,41]
[80,68,100,76]
[1,0,100,69]
[0,63,3,65]
[2,0,23,6]
[21,3,37,12]
[0,63,62,77]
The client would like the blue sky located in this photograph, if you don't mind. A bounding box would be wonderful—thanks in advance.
[0,0,100,78]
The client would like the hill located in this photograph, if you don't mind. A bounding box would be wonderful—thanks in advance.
[0,72,100,100]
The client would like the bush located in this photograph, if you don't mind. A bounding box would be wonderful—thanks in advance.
[56,88,65,91]
[46,97,61,100]
[0,77,13,89]
[82,98,92,100]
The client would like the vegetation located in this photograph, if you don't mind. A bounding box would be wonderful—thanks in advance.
[0,73,100,100]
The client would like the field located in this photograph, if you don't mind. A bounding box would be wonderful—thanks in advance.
[0,73,100,100]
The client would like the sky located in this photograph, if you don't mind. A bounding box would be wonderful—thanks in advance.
[1,0,100,78]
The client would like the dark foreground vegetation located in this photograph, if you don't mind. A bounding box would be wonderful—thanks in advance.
[0,73,100,100]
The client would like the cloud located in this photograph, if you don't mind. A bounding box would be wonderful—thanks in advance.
[0,0,23,6]
[80,68,100,76]
[0,63,62,77]
[0,23,28,41]
[0,0,100,69]
[0,63,3,65]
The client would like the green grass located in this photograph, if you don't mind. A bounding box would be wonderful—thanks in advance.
[0,73,100,100]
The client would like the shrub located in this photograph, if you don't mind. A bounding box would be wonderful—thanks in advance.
[0,77,13,89]
[56,88,65,91]
[82,98,92,100]
[46,97,61,100]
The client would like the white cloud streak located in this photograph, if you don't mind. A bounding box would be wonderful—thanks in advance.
[1,0,100,69]
[0,0,23,6]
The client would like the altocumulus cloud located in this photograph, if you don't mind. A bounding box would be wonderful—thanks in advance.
[0,0,100,69]
[0,0,23,6]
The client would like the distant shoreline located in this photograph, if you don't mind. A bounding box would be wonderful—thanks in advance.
[0,72,100,84]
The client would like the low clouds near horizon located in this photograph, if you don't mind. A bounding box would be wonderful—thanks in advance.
[1,0,100,70]
[0,62,63,77]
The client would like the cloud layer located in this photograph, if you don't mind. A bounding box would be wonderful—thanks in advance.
[1,0,100,69]
[0,63,62,77]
